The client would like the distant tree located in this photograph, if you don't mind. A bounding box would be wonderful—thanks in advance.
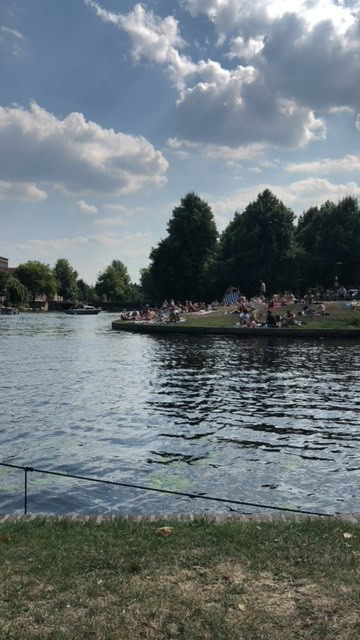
[139,267,156,300]
[15,261,58,302]
[297,196,360,288]
[77,279,99,304]
[95,260,137,302]
[148,192,218,300]
[5,277,28,305]
[54,258,78,300]
[218,190,298,295]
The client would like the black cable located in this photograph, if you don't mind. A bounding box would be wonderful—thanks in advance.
[0,461,331,517]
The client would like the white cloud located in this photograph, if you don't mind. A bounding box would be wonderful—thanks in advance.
[76,200,98,214]
[0,102,168,201]
[227,36,264,60]
[94,217,127,227]
[184,0,358,39]
[0,181,47,202]
[286,154,360,175]
[85,1,196,90]
[167,138,265,161]
[356,114,360,132]
[87,1,360,151]
[1,230,152,264]
[209,178,360,222]
[0,25,25,56]
[0,26,24,40]
[102,203,128,212]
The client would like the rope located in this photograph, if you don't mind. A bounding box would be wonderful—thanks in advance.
[0,461,332,517]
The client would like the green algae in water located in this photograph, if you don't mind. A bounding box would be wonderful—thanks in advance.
[1,483,23,493]
[282,456,303,470]
[147,470,192,492]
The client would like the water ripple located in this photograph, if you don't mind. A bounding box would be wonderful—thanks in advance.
[0,314,359,515]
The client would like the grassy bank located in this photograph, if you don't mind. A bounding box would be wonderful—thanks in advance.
[1,517,359,639]
[179,302,360,330]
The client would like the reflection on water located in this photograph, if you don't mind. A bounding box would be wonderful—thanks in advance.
[0,313,359,515]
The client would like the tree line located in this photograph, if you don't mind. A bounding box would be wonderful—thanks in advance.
[142,190,360,300]
[1,189,360,306]
[0,258,140,306]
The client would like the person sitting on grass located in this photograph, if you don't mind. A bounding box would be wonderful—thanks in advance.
[169,305,179,323]
[266,310,277,327]
[284,309,296,326]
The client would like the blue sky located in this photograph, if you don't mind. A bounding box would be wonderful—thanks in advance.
[1,0,360,283]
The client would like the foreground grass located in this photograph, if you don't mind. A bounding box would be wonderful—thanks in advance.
[0,517,359,639]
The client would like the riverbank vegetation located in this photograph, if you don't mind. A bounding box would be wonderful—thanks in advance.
[2,190,360,307]
[0,517,359,639]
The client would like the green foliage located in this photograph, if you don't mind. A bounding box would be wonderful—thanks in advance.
[54,258,78,301]
[148,192,218,300]
[5,276,28,305]
[15,261,58,301]
[77,279,99,304]
[218,190,298,295]
[95,259,137,302]
[297,196,360,288]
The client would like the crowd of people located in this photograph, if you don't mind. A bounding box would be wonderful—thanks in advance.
[119,298,220,323]
[118,284,334,327]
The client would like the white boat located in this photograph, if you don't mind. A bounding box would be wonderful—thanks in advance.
[65,305,102,315]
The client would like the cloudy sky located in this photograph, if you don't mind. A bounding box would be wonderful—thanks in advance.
[1,0,360,283]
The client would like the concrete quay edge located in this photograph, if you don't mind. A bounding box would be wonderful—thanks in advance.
[1,513,360,524]
[111,321,360,339]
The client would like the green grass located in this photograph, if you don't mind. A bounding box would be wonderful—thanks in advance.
[115,302,360,331]
[1,517,360,639]
[179,302,360,330]
[134,302,360,329]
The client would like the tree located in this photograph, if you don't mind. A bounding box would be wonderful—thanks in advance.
[54,258,78,300]
[77,279,99,305]
[15,261,58,301]
[218,190,298,295]
[5,277,28,305]
[297,196,360,288]
[95,260,136,301]
[148,192,218,300]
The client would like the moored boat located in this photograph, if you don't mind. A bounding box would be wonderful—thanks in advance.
[65,305,102,315]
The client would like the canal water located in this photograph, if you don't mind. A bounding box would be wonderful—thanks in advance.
[0,313,359,516]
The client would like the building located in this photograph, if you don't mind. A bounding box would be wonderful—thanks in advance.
[0,257,9,273]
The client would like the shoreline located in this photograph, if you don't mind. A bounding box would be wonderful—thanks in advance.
[112,320,360,339]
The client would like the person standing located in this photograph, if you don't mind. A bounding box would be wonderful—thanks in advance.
[260,280,266,298]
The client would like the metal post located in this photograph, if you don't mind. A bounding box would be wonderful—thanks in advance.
[24,468,28,515]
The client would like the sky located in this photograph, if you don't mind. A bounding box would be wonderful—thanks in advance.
[1,0,360,284]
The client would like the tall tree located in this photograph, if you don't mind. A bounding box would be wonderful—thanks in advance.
[95,260,136,302]
[218,190,298,295]
[15,261,58,302]
[5,277,28,305]
[148,192,218,300]
[297,196,360,288]
[54,258,78,300]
